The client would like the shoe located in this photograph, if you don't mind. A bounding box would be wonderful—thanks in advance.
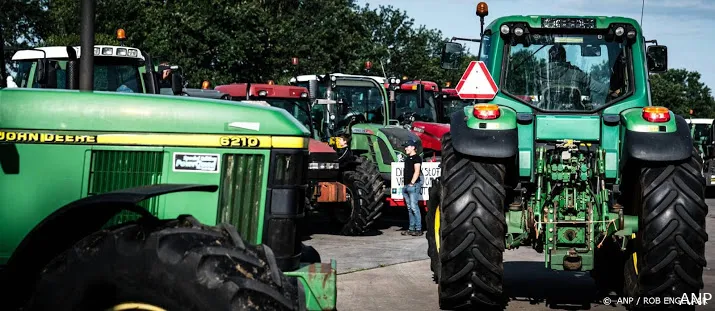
[410,230,424,236]
[401,230,412,235]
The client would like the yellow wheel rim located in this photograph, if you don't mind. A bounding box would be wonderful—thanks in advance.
[107,303,167,311]
[435,205,441,252]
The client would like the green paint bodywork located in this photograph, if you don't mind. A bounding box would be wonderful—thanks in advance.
[299,75,421,177]
[284,260,338,311]
[0,87,336,310]
[454,14,675,272]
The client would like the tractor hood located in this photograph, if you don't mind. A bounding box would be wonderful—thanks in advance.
[0,88,310,137]
[308,138,338,163]
[412,121,450,139]
[379,127,423,155]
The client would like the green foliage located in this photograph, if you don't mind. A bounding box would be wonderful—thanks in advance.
[9,0,478,88]
[649,69,715,118]
[8,0,712,113]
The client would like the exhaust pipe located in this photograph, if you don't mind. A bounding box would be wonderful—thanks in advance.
[1,24,6,88]
[79,0,95,92]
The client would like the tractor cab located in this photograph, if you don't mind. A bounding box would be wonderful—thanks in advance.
[437,86,474,123]
[9,29,182,95]
[290,73,422,156]
[215,82,315,138]
[387,78,447,160]
[11,45,148,93]
[686,118,713,158]
[387,78,439,125]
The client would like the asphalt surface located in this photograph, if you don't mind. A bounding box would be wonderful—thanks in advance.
[302,198,715,311]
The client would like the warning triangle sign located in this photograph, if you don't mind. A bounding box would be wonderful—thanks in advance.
[455,61,499,100]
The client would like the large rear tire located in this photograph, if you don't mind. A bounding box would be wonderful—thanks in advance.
[622,148,708,310]
[335,157,386,236]
[436,133,507,310]
[25,215,303,311]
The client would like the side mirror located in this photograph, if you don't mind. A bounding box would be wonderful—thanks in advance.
[171,72,183,95]
[36,59,50,85]
[646,45,668,73]
[440,42,464,70]
[416,84,425,109]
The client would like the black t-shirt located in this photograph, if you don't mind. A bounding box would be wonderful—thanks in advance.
[403,154,422,185]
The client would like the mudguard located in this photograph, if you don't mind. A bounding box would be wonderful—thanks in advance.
[622,114,693,163]
[449,109,518,158]
[1,184,218,310]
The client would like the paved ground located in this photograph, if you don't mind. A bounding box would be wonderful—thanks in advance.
[302,199,715,311]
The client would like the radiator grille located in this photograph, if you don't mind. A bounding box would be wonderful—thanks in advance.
[87,150,164,226]
[217,154,266,243]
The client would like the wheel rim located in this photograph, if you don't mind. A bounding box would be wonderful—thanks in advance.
[435,204,441,252]
[334,184,354,224]
[106,303,167,311]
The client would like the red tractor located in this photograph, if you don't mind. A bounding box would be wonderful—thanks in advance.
[437,86,476,123]
[388,79,448,161]
[214,82,383,236]
[383,78,447,210]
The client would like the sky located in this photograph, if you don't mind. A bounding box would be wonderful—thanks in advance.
[355,0,715,90]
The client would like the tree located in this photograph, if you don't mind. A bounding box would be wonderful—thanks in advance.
[650,69,715,118]
[2,0,49,76]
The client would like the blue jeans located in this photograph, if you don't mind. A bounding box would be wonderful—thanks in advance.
[403,180,423,231]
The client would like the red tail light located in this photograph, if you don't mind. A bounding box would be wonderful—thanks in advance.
[473,104,500,120]
[642,106,670,123]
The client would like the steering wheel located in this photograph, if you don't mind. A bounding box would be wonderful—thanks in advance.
[397,111,417,125]
[539,86,585,111]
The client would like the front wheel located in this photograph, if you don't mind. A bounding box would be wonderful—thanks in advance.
[25,215,302,311]
[623,148,708,310]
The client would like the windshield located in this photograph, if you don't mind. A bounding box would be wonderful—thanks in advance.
[440,98,473,122]
[11,57,144,93]
[502,33,631,111]
[332,85,385,125]
[265,98,312,131]
[691,123,711,143]
[394,91,438,123]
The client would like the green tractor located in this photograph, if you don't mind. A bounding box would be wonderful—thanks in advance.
[426,2,707,310]
[291,72,423,233]
[0,1,336,310]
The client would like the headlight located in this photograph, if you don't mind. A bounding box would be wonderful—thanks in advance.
[308,162,339,170]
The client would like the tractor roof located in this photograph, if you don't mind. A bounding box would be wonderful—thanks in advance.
[215,83,309,99]
[686,118,714,124]
[439,88,459,98]
[290,73,387,84]
[486,15,642,33]
[11,45,145,61]
[398,80,439,92]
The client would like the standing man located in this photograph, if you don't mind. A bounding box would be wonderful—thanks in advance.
[401,139,424,236]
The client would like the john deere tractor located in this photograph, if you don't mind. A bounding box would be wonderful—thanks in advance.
[0,1,336,310]
[426,2,707,310]
[291,73,423,233]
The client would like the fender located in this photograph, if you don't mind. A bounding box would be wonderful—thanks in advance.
[449,108,518,158]
[1,184,218,309]
[621,113,693,164]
